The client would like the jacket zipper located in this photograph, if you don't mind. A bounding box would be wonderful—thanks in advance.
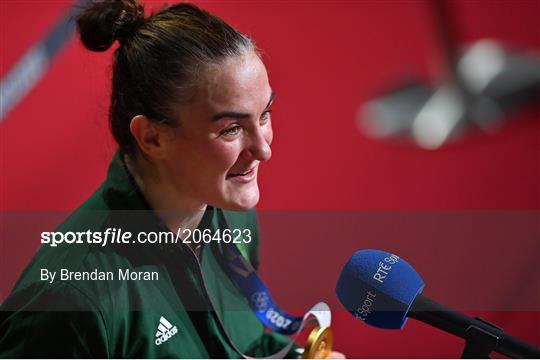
[183,241,248,358]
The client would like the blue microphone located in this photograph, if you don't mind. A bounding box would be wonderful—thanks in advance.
[336,249,540,358]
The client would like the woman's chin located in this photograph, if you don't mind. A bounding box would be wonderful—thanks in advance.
[221,188,260,211]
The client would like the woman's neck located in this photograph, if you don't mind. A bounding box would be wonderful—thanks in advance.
[123,153,207,236]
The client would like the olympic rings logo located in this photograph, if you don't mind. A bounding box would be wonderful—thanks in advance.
[251,291,269,311]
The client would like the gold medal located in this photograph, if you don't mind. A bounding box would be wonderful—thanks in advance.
[302,326,333,359]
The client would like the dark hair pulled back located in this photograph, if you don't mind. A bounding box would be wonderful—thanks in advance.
[76,0,255,155]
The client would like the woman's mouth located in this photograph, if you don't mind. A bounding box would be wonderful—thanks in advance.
[226,166,257,183]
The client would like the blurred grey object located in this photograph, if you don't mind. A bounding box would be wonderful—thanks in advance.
[358,1,540,150]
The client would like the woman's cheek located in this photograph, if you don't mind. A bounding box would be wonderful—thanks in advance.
[210,141,242,170]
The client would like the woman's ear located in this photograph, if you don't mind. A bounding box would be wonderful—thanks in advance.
[129,115,168,160]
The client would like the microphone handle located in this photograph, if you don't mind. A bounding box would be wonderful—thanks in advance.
[409,294,540,358]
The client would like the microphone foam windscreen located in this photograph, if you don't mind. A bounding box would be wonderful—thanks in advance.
[336,249,424,329]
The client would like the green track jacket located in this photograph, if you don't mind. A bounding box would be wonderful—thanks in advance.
[0,152,299,358]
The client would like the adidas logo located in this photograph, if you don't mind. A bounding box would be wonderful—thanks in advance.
[155,316,178,346]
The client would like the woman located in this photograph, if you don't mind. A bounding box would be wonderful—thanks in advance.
[0,0,296,358]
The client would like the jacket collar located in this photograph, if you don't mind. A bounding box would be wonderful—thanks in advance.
[102,151,151,211]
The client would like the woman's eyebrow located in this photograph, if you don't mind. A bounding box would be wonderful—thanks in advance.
[210,91,275,121]
[211,111,250,121]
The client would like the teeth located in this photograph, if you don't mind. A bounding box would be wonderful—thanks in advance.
[231,169,250,177]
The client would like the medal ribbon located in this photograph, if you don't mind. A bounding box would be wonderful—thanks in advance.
[216,210,331,358]
[223,241,317,333]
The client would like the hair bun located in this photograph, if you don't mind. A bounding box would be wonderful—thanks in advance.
[77,0,145,52]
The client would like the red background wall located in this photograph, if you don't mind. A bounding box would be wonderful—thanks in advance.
[1,0,538,357]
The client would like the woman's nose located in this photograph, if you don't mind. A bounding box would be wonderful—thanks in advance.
[242,127,272,162]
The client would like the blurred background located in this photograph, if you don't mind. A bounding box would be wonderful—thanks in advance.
[1,0,538,357]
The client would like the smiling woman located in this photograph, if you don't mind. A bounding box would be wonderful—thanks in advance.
[127,52,275,216]
[0,0,300,358]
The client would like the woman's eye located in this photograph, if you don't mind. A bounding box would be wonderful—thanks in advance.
[260,110,272,124]
[221,125,242,137]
